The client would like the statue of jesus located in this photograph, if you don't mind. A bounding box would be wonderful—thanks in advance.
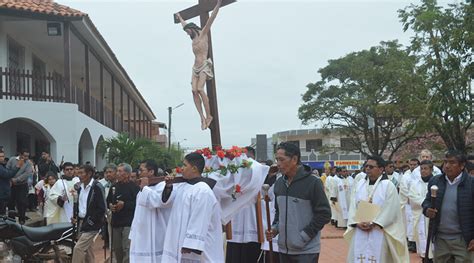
[176,0,222,130]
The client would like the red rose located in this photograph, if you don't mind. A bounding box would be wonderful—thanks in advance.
[217,150,225,158]
[175,167,182,174]
[215,145,222,151]
[235,184,241,193]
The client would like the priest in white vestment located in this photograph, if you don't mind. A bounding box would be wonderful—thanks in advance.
[399,158,419,246]
[343,171,354,214]
[157,153,224,263]
[325,171,337,224]
[47,162,79,224]
[409,160,435,261]
[344,156,409,263]
[331,169,348,228]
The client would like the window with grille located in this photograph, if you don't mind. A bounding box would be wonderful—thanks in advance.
[306,139,322,152]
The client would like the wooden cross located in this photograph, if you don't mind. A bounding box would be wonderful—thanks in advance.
[357,254,366,263]
[174,0,236,149]
[174,0,236,239]
[368,255,377,263]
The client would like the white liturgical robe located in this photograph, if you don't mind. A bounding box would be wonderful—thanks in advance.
[160,181,224,263]
[47,176,79,224]
[129,182,179,263]
[408,176,433,259]
[344,176,409,263]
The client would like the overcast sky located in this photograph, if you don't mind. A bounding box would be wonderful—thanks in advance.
[60,0,451,150]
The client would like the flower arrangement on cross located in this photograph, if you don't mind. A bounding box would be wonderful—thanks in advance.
[195,146,253,201]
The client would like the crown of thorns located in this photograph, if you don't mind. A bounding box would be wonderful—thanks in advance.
[183,23,201,31]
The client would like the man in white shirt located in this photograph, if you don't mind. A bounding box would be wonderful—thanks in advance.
[71,164,106,263]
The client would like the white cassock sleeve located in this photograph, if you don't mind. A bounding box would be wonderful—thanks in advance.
[138,182,174,209]
[408,182,425,209]
[182,190,215,252]
[372,183,400,228]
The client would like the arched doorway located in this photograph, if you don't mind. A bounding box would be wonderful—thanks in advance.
[95,135,106,171]
[78,128,94,165]
[0,118,56,162]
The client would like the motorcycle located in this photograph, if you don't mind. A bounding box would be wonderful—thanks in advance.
[0,216,75,262]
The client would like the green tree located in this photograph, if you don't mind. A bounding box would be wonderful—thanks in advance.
[298,41,425,158]
[399,0,474,153]
[97,133,183,169]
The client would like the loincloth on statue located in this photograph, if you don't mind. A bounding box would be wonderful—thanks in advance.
[192,58,214,80]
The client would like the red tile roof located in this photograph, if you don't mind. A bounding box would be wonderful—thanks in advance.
[0,0,86,18]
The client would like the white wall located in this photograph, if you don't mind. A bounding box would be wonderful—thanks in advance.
[0,99,117,165]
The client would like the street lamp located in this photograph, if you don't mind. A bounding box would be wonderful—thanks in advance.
[178,138,187,152]
[168,103,184,151]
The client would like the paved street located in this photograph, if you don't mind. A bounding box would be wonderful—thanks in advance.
[89,223,423,262]
[320,224,422,262]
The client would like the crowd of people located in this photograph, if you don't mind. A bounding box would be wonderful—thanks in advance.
[1,145,474,263]
[318,149,474,263]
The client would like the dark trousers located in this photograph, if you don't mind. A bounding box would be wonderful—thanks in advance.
[226,242,261,263]
[259,251,281,263]
[0,200,7,215]
[28,193,37,210]
[279,253,319,263]
[9,184,28,222]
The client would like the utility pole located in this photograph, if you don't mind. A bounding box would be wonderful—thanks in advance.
[168,103,184,151]
[168,106,172,151]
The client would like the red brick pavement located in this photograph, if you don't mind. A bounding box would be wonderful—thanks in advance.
[320,223,422,262]
[91,224,423,262]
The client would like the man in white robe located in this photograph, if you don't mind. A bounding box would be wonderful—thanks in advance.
[409,160,435,261]
[330,167,348,228]
[385,161,401,189]
[344,155,409,263]
[325,168,337,225]
[128,160,173,263]
[158,153,224,263]
[47,162,79,224]
[226,147,261,263]
[399,158,419,251]
[342,168,354,216]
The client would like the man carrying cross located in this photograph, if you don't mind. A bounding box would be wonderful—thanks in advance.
[175,0,222,130]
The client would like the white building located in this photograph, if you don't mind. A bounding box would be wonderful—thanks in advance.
[259,128,365,170]
[0,1,156,169]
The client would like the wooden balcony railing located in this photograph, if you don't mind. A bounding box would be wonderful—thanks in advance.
[1,67,148,138]
[0,67,66,102]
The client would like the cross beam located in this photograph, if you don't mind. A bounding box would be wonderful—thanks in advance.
[173,0,236,24]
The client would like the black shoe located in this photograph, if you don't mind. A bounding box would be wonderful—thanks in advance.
[408,241,416,253]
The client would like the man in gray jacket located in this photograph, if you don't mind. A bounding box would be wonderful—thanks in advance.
[6,149,33,224]
[266,142,331,262]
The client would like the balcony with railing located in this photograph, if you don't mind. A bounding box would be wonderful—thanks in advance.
[0,67,147,136]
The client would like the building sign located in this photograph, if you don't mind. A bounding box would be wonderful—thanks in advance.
[334,160,364,170]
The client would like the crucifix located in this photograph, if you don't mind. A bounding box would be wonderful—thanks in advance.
[174,0,235,144]
[368,255,377,263]
[357,254,366,263]
[174,0,236,239]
